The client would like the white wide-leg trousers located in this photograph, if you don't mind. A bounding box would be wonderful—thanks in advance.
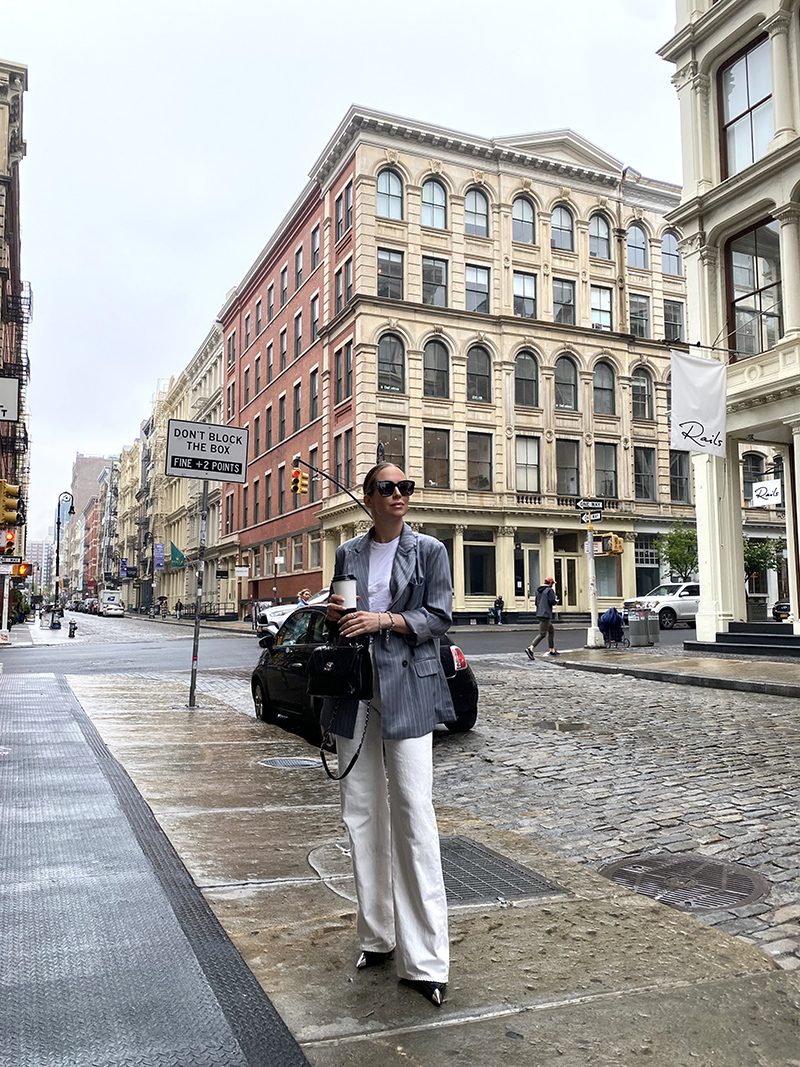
[334,691,449,983]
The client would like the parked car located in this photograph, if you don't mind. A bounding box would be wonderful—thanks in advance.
[251,605,479,744]
[772,598,791,622]
[623,582,700,630]
[254,590,329,636]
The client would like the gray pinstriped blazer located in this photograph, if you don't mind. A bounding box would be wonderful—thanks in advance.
[321,523,456,740]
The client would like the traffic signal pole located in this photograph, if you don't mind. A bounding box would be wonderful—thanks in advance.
[0,576,9,643]
[585,517,604,649]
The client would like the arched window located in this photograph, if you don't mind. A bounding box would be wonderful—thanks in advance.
[661,231,682,275]
[376,169,403,220]
[742,452,765,502]
[423,339,449,398]
[627,224,649,268]
[421,179,447,229]
[512,197,535,243]
[515,351,539,407]
[593,361,615,414]
[631,367,654,419]
[554,355,578,410]
[551,205,574,251]
[589,213,611,259]
[465,188,489,237]
[466,346,491,402]
[377,333,405,393]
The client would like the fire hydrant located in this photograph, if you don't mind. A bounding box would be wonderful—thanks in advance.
[68,620,77,638]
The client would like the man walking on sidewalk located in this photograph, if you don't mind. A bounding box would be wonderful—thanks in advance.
[525,577,560,659]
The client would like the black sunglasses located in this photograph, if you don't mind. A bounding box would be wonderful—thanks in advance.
[366,479,415,497]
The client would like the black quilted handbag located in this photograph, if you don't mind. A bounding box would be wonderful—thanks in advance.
[307,640,373,700]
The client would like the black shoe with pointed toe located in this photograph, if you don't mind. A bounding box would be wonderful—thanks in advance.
[400,978,447,1006]
[356,950,393,970]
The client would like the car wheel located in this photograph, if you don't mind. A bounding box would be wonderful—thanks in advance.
[659,608,677,630]
[252,681,270,722]
[445,706,477,734]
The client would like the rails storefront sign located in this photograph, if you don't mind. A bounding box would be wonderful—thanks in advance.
[750,479,782,507]
[165,419,249,484]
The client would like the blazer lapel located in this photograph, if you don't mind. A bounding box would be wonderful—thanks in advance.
[389,524,417,607]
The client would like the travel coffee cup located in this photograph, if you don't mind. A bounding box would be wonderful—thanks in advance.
[331,573,358,611]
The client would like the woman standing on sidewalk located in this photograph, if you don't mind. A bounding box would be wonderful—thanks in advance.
[324,462,455,1007]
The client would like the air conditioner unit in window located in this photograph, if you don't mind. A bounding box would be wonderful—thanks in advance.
[592,323,605,330]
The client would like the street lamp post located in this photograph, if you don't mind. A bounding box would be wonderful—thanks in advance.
[54,491,75,623]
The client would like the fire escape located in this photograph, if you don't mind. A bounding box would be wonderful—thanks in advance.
[0,279,31,515]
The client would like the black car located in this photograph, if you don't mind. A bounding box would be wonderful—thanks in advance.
[251,605,479,744]
[772,599,791,622]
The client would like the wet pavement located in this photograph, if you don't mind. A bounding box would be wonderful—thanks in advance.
[3,618,800,1065]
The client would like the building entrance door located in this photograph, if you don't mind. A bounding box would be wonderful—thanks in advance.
[553,557,577,609]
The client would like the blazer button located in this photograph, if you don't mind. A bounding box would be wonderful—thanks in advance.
[402,660,408,667]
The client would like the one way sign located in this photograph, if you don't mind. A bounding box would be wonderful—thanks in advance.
[575,498,605,511]
[580,511,603,524]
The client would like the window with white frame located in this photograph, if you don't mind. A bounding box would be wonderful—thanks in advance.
[516,436,540,493]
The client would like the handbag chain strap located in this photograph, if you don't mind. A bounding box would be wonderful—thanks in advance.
[320,700,371,781]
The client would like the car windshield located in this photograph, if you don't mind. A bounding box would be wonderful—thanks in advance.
[645,584,683,597]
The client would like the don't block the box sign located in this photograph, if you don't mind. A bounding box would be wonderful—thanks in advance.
[0,378,20,423]
[165,419,249,484]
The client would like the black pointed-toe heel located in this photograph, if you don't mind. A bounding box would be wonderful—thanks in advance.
[356,950,393,970]
[400,978,447,1006]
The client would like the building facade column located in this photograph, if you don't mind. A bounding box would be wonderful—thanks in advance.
[766,12,797,149]
[542,528,556,589]
[775,203,800,337]
[452,524,466,611]
[789,428,800,633]
[496,526,516,607]
[693,436,747,640]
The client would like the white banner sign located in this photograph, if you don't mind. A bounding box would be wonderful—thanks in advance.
[670,349,726,457]
[750,479,782,507]
[234,566,250,578]
[0,377,20,422]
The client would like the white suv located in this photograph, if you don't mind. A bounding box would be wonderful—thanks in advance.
[623,582,700,630]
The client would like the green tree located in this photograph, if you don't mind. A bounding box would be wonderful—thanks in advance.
[743,537,786,584]
[653,522,698,581]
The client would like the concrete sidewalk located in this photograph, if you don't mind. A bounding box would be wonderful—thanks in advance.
[39,667,800,1066]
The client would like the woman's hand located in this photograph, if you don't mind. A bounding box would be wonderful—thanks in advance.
[325,592,347,622]
[337,610,383,639]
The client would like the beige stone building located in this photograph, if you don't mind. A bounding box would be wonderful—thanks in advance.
[660,0,798,636]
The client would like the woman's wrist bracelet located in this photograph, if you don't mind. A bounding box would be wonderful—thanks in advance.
[387,611,395,630]
[377,612,383,631]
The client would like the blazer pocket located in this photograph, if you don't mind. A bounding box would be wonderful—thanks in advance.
[413,658,439,678]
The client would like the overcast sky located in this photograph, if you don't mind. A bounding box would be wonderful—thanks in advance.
[5,0,681,540]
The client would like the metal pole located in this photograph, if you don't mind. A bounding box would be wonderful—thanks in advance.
[1,576,9,638]
[586,520,604,648]
[188,479,208,709]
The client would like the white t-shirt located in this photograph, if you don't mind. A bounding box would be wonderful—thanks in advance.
[368,536,400,613]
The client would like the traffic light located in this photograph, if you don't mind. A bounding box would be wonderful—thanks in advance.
[0,480,20,525]
[3,529,15,556]
[290,468,302,493]
[298,472,309,494]
[602,534,625,555]
[12,562,29,578]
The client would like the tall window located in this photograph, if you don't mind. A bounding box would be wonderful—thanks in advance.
[421,179,447,228]
[629,294,651,338]
[422,257,447,306]
[294,312,302,357]
[424,428,449,488]
[720,37,772,177]
[467,432,492,491]
[335,193,343,241]
[265,473,271,519]
[280,328,287,371]
[556,439,579,495]
[308,446,318,502]
[334,433,343,489]
[515,351,538,407]
[729,219,782,357]
[253,480,260,525]
[742,452,765,502]
[465,189,489,237]
[516,436,540,493]
[627,224,649,268]
[335,269,343,314]
[345,182,353,230]
[513,272,536,318]
[224,493,234,533]
[309,369,318,420]
[267,284,274,322]
[595,443,618,498]
[377,249,403,299]
[664,300,685,342]
[593,361,615,414]
[278,467,285,514]
[244,367,250,404]
[512,197,535,243]
[267,342,273,383]
[293,383,301,432]
[634,446,656,501]
[245,313,251,349]
[589,213,611,258]
[553,279,575,324]
[661,232,682,275]
[335,343,353,403]
[255,299,262,335]
[377,333,405,393]
[311,294,319,341]
[551,205,574,251]
[242,487,249,528]
[345,259,353,302]
[670,451,691,503]
[378,423,405,471]
[280,266,288,305]
[423,339,449,398]
[254,355,261,394]
[266,406,272,449]
[377,169,403,219]
[554,355,578,410]
[345,428,353,487]
[278,395,286,441]
[309,531,321,568]
[632,368,654,419]
[311,225,320,269]
[253,414,260,458]
[465,265,490,313]
[295,247,303,289]
[226,331,236,366]
[466,346,491,402]
[292,535,303,571]
[591,286,612,330]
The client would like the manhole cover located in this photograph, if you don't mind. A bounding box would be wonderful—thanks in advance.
[599,852,771,911]
[535,720,589,733]
[440,836,568,905]
[259,757,323,769]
